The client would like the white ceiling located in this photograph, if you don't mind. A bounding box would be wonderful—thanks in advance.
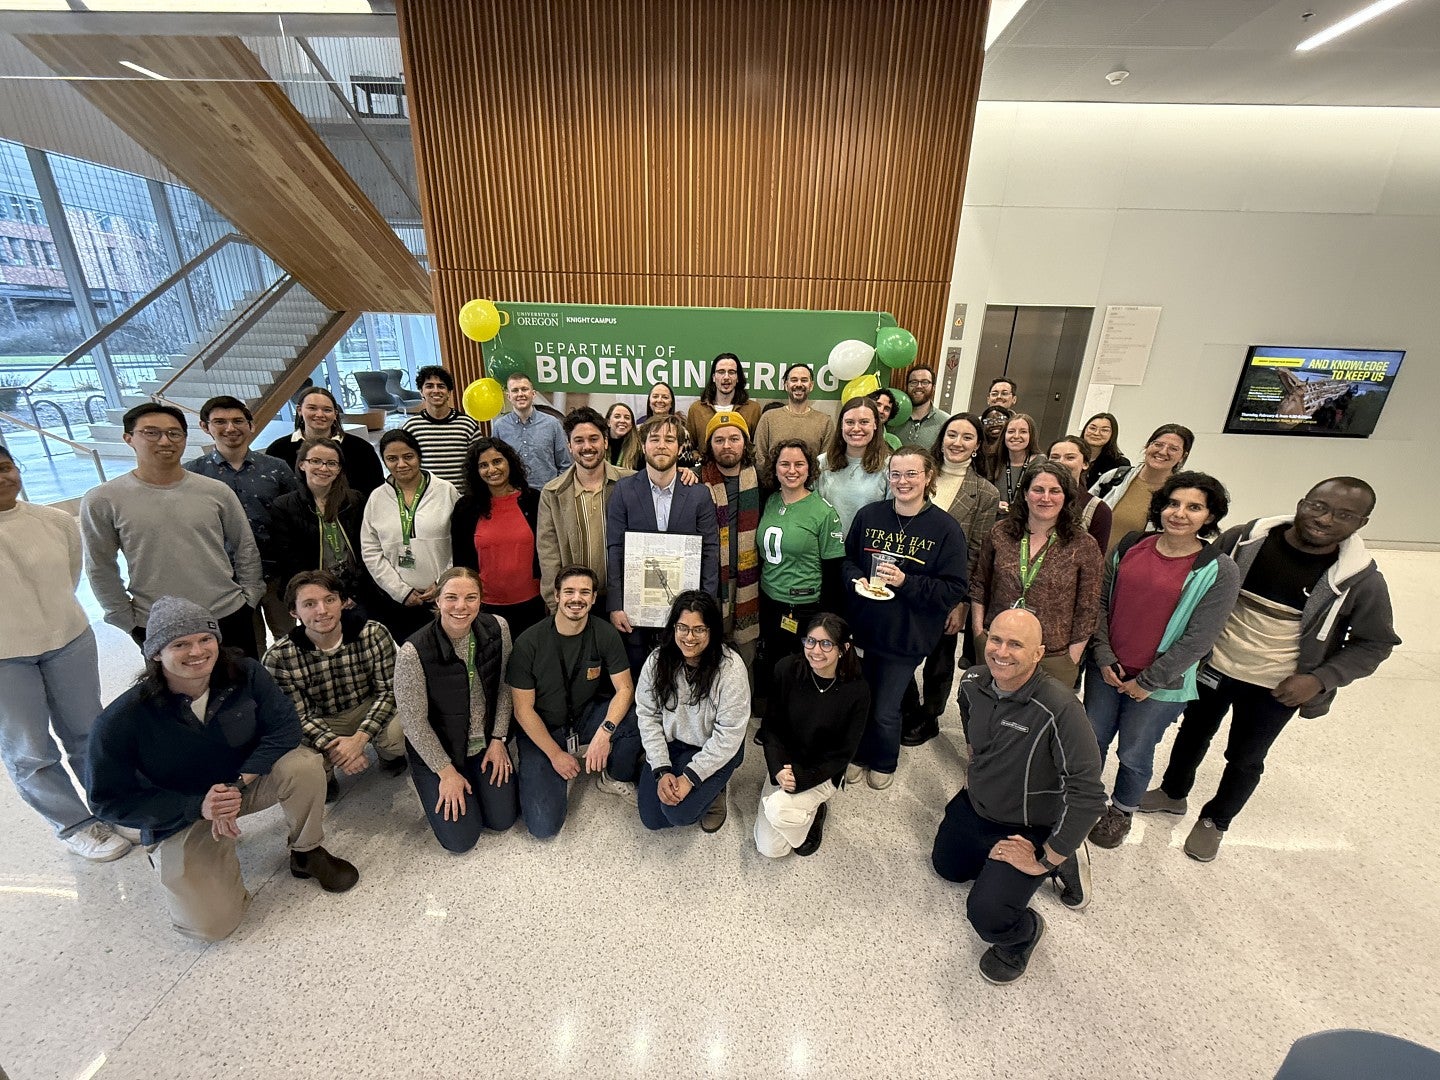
[981,0,1440,106]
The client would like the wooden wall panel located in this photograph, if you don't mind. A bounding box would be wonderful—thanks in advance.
[20,34,432,314]
[397,0,988,376]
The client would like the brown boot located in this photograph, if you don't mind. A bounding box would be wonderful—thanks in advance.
[700,786,728,833]
[1089,805,1133,849]
[290,846,359,893]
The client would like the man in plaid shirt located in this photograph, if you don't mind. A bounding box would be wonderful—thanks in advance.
[263,570,406,799]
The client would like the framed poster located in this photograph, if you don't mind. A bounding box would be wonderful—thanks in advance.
[622,532,703,627]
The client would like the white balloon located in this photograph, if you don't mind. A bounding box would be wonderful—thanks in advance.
[827,339,875,381]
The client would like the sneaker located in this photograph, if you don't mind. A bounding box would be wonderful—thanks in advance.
[1138,788,1187,815]
[109,824,145,845]
[290,846,359,892]
[900,715,941,747]
[1053,842,1091,910]
[1088,805,1132,849]
[844,763,865,786]
[866,769,894,790]
[325,775,340,804]
[1184,817,1224,862]
[595,769,638,804]
[379,755,408,777]
[979,909,1046,985]
[700,786,728,833]
[63,822,131,863]
[794,802,828,857]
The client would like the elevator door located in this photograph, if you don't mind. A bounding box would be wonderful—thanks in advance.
[970,306,1094,444]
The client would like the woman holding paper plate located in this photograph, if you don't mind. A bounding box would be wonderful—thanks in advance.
[970,460,1103,687]
[842,445,968,790]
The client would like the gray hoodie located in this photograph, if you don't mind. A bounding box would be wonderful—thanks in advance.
[1219,516,1400,718]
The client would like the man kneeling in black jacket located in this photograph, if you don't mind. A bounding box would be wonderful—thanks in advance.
[931,608,1104,985]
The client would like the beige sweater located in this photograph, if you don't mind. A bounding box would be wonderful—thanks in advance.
[0,502,90,658]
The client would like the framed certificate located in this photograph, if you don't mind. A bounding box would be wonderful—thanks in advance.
[623,531,703,627]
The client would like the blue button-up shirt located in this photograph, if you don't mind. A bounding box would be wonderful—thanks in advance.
[649,474,677,531]
[490,409,571,487]
[185,449,300,574]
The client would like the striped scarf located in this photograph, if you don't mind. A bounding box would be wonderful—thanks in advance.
[703,463,760,645]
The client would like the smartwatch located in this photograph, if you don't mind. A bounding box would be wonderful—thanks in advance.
[1037,850,1062,873]
[600,720,618,735]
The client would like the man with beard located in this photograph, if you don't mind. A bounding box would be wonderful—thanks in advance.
[753,363,834,471]
[1141,476,1399,862]
[897,364,950,449]
[607,415,721,674]
[537,408,634,613]
[507,566,642,836]
[700,411,761,666]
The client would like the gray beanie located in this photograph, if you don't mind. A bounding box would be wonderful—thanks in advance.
[143,596,222,659]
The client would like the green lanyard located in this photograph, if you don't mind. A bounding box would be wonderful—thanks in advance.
[1015,530,1054,607]
[394,473,429,547]
[316,511,346,560]
[463,630,476,685]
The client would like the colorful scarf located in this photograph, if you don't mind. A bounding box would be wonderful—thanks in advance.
[703,463,760,645]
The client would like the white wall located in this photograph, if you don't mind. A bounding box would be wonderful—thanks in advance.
[945,101,1440,544]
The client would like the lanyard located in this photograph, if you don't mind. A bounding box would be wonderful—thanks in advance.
[394,473,429,546]
[463,630,476,685]
[317,511,346,560]
[551,620,596,726]
[1016,530,1054,606]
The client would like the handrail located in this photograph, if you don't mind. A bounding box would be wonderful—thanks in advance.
[21,231,251,392]
[150,274,298,404]
[0,409,107,492]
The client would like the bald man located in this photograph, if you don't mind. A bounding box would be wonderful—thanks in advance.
[931,608,1105,985]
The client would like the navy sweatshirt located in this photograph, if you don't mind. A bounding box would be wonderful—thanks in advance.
[843,499,968,659]
[85,659,302,844]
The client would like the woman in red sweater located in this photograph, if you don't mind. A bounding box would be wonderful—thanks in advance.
[450,438,547,638]
[970,461,1103,686]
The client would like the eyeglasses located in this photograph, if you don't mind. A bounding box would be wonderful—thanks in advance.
[888,470,924,482]
[907,377,933,387]
[134,428,186,442]
[802,636,837,653]
[1298,498,1365,525]
[303,459,341,471]
[674,625,711,640]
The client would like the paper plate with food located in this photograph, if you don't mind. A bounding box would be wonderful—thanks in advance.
[852,577,895,601]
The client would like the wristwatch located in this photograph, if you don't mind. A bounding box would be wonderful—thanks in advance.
[1037,850,1062,872]
[600,720,618,735]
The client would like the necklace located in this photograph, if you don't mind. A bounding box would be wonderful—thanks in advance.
[810,669,838,694]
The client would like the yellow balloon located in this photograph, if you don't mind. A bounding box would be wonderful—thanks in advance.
[462,377,505,421]
[458,298,501,343]
[840,373,881,403]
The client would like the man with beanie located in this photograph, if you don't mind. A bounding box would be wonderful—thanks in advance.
[700,410,761,668]
[86,596,359,942]
[931,608,1105,985]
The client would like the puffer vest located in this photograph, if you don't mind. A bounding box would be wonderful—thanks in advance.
[409,614,503,767]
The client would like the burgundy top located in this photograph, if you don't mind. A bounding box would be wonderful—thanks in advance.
[1108,534,1198,674]
[473,491,541,607]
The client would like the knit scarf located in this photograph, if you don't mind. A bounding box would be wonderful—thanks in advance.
[703,463,760,645]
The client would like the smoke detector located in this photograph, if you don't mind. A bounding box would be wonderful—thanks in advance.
[1105,69,1130,86]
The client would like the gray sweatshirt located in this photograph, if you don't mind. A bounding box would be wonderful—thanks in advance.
[79,471,264,631]
[636,647,750,783]
[957,664,1105,857]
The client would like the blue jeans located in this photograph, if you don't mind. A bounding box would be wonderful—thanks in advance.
[408,745,519,852]
[638,740,744,830]
[1083,660,1187,812]
[516,697,643,839]
[0,628,103,837]
[856,650,923,775]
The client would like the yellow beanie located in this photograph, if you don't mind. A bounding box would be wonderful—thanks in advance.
[704,409,750,442]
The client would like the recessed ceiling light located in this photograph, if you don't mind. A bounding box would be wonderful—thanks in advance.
[118,60,170,81]
[1295,0,1418,52]
[1105,69,1130,86]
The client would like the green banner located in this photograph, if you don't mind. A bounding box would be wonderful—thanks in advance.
[482,303,896,399]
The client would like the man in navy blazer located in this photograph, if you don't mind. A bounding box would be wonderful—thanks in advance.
[607,414,720,673]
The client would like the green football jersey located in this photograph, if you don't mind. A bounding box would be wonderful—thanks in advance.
[758,490,845,604]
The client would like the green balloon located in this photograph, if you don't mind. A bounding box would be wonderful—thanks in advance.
[876,326,918,369]
[484,346,530,384]
[883,431,901,451]
[886,388,913,429]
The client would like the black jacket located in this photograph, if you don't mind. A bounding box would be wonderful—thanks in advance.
[450,487,543,581]
[268,486,377,607]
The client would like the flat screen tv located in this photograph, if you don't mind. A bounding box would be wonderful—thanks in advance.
[1221,345,1404,439]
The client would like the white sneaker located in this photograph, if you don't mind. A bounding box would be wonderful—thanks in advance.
[595,770,638,804]
[110,825,144,844]
[63,822,132,862]
[845,763,865,786]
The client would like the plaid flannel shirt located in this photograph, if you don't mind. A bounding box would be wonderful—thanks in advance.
[262,619,398,750]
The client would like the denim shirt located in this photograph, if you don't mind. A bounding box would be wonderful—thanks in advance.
[186,449,300,574]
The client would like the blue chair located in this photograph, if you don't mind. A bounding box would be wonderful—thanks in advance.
[1275,1030,1440,1079]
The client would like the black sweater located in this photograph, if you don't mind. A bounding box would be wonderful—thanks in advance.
[758,653,870,793]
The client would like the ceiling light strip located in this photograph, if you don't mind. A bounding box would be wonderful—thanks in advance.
[1295,0,1417,52]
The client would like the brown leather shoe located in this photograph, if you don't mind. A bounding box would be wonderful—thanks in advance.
[1089,804,1133,849]
[700,786,728,833]
[290,846,359,892]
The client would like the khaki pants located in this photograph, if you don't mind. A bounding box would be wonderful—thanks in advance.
[322,697,406,766]
[153,747,326,943]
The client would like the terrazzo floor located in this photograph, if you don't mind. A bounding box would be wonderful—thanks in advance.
[2,550,1437,1080]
